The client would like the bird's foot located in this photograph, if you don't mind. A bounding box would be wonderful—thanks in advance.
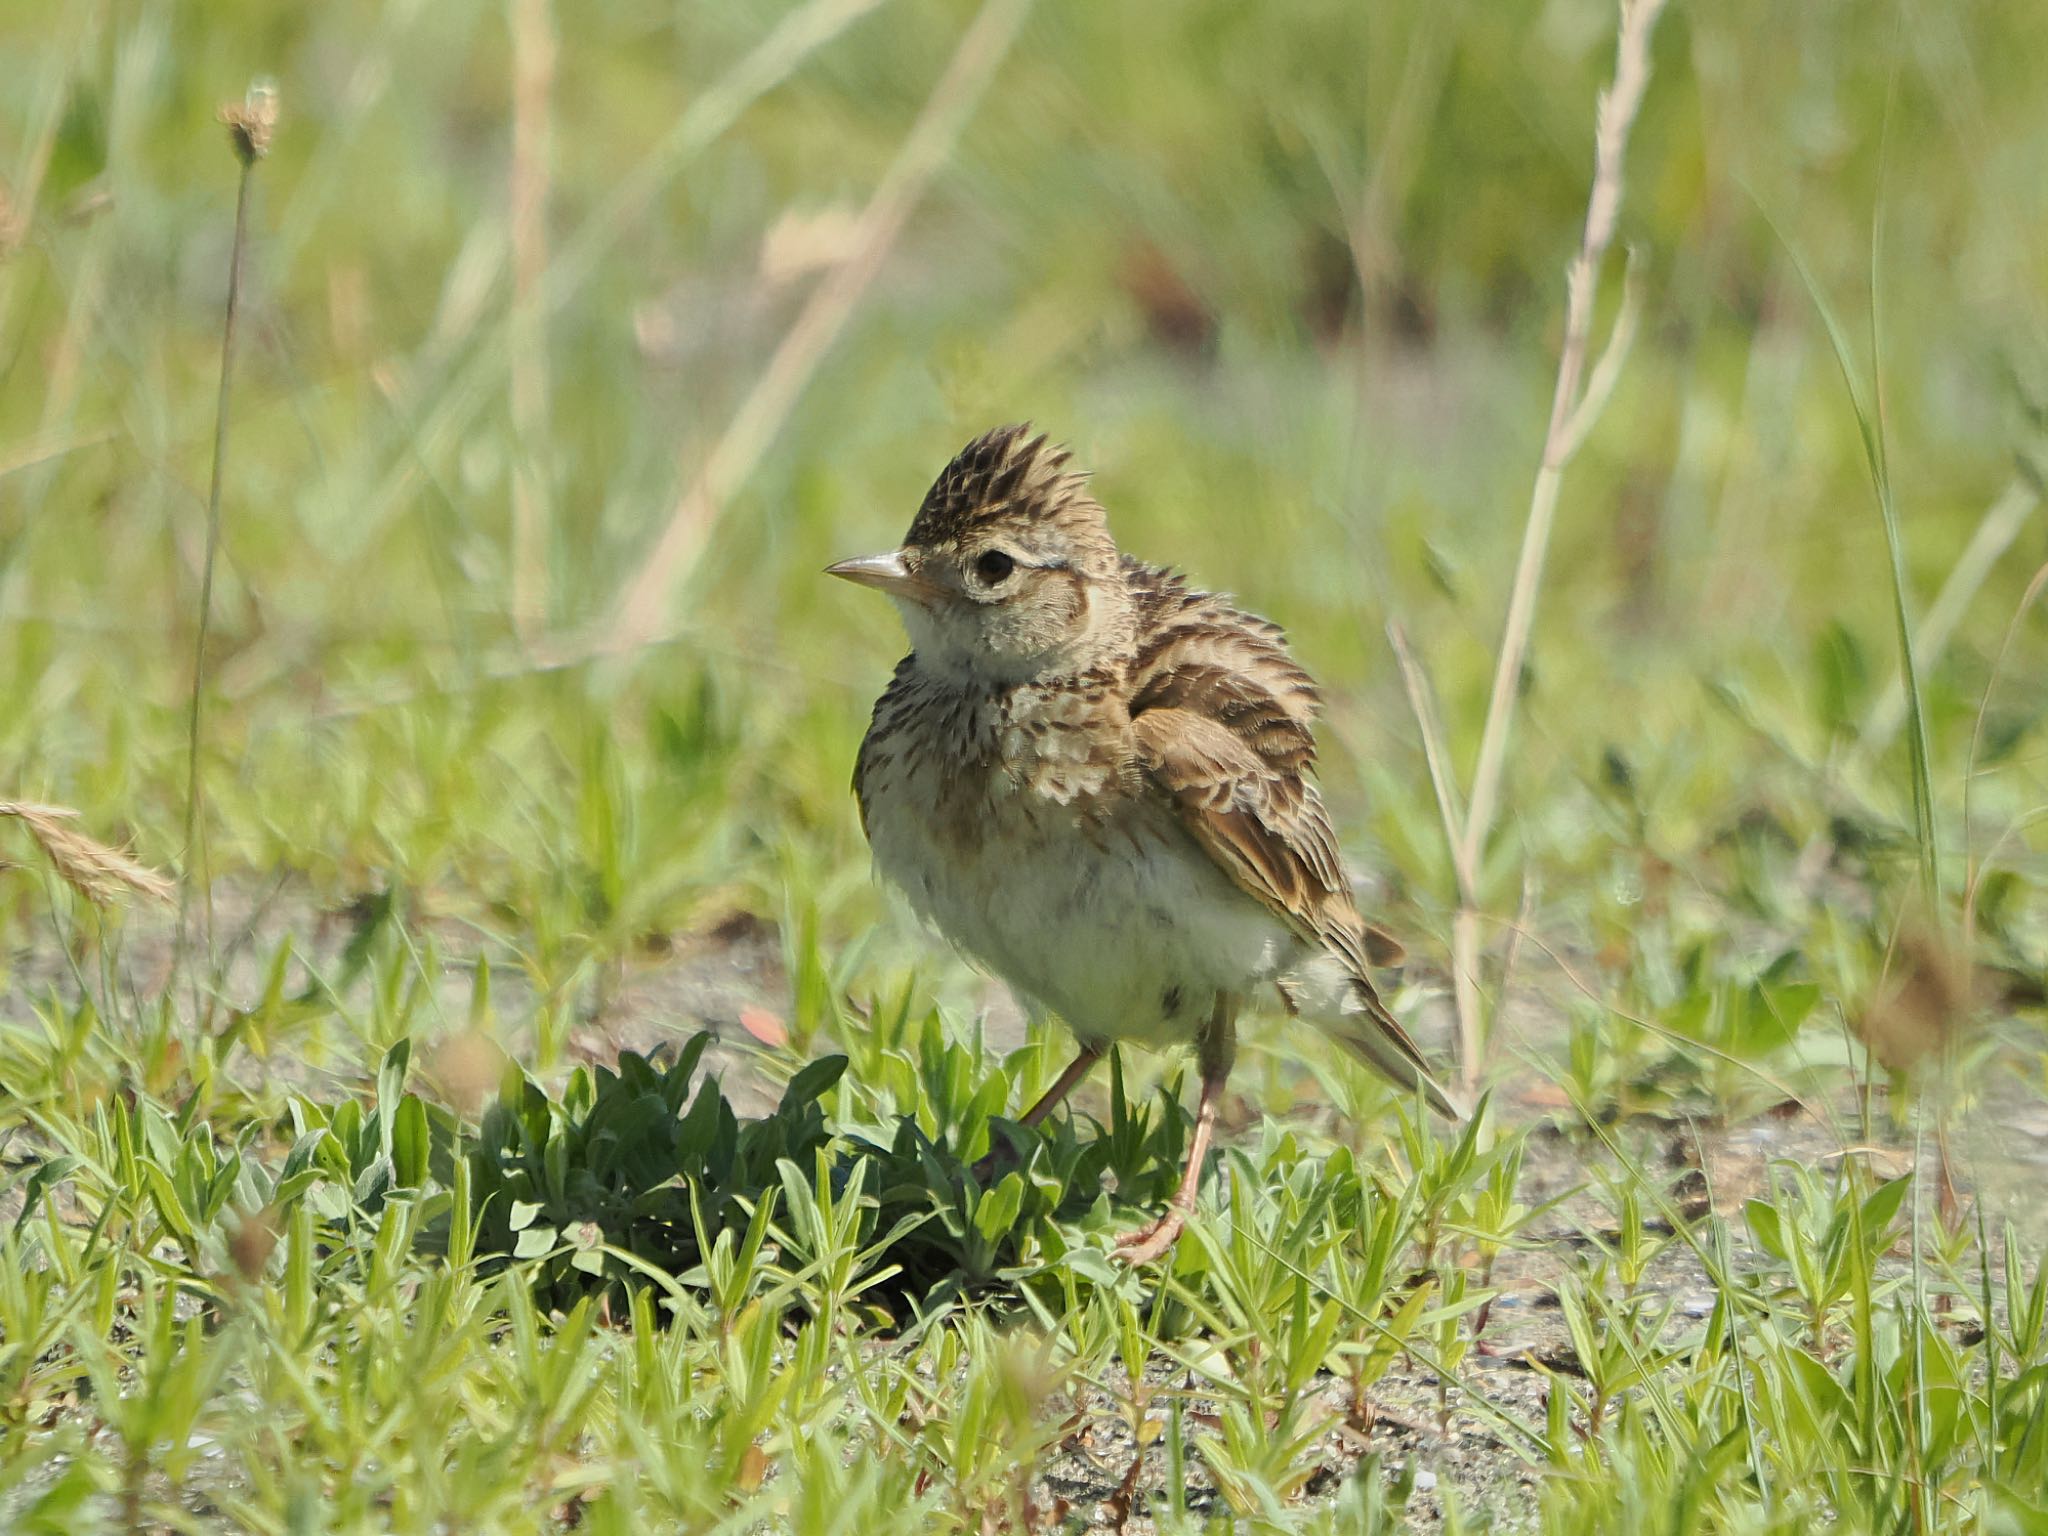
[1113,1203,1190,1266]
[970,1125,1033,1185]
[969,1146,1010,1184]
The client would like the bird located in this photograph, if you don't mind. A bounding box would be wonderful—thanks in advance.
[829,424,1456,1263]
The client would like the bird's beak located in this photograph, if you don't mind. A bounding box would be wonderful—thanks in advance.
[825,550,931,602]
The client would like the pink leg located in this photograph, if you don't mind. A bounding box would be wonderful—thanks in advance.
[1018,1042,1104,1127]
[1116,1004,1236,1265]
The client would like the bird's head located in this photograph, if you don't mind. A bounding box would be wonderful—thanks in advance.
[828,425,1133,683]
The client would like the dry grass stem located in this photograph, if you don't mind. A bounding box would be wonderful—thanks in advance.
[180,83,272,973]
[1417,0,1668,1089]
[1556,248,1644,460]
[1388,620,1485,1070]
[1448,906,1485,1092]
[1459,0,1666,875]
[1,801,175,907]
[1386,620,1466,847]
[603,0,1036,653]
[508,0,555,635]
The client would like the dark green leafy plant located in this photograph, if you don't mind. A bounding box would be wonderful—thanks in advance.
[465,1027,1194,1312]
[468,1033,839,1307]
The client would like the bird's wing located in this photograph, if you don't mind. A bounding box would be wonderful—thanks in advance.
[1125,568,1451,1113]
[1130,704,1383,977]
[1123,564,1402,973]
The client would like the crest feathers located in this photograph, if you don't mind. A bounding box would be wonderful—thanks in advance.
[905,424,1095,548]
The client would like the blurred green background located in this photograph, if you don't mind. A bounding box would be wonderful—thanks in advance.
[1,0,2043,1076]
[7,6,2048,1523]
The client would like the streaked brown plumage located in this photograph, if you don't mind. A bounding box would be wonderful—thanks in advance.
[831,424,1454,1262]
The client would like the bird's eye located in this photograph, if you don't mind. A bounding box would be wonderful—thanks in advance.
[973,549,1016,584]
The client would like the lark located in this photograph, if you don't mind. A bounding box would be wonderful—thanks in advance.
[831,425,1455,1263]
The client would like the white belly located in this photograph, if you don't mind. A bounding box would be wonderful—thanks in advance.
[868,790,1300,1046]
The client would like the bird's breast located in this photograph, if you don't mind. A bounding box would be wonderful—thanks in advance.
[859,704,1297,1044]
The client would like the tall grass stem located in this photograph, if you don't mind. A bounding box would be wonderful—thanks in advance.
[1456,0,1665,882]
[178,95,269,979]
[1408,0,1667,1089]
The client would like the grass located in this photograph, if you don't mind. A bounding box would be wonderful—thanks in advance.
[1,0,2046,1529]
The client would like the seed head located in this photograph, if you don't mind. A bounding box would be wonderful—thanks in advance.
[0,801,175,907]
[219,81,279,165]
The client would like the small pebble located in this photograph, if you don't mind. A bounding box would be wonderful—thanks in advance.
[1681,1294,1714,1317]
[1413,1468,1438,1492]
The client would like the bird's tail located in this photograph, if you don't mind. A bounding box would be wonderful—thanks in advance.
[1333,982,1461,1120]
[1287,951,1460,1119]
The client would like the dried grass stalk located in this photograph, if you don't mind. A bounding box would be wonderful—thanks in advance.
[1458,0,1665,880]
[1428,0,1668,1092]
[0,801,175,906]
[182,80,274,972]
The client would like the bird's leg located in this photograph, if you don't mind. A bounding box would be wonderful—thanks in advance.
[1018,1041,1104,1127]
[1115,1000,1237,1266]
